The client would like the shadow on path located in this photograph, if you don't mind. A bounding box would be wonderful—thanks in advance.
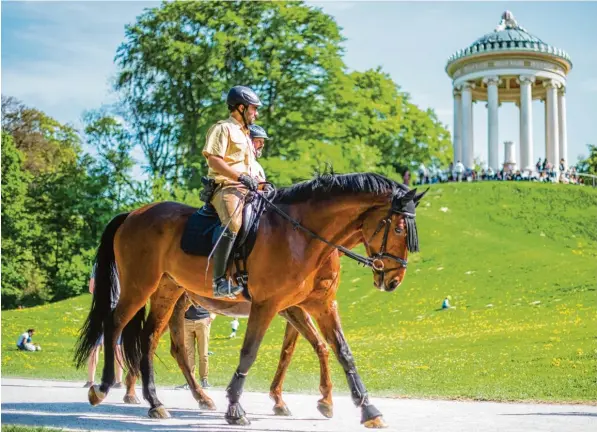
[1,401,331,432]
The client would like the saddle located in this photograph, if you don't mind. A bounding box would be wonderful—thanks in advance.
[180,183,270,300]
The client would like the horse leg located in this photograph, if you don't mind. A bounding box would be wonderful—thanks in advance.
[306,300,386,429]
[89,302,145,406]
[123,371,141,404]
[123,303,170,405]
[269,321,299,416]
[275,306,334,418]
[141,284,184,419]
[169,292,216,411]
[225,302,278,426]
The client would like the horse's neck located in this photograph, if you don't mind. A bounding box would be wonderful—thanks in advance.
[285,195,385,261]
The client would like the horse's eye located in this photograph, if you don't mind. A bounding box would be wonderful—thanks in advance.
[394,227,403,235]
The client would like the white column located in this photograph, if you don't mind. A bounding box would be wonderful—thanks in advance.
[460,82,475,169]
[558,86,568,169]
[518,75,534,171]
[484,76,500,170]
[516,100,522,169]
[452,87,462,164]
[470,102,475,167]
[544,79,560,169]
[470,101,474,160]
[544,99,548,162]
[504,140,516,168]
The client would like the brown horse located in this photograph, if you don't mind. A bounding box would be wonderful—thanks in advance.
[74,172,425,429]
[122,273,336,418]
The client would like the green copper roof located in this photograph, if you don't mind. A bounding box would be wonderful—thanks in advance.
[446,11,572,70]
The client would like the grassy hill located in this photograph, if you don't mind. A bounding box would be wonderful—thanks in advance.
[2,182,596,402]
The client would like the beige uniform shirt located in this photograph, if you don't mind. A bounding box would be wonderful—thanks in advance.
[251,158,266,182]
[202,116,257,185]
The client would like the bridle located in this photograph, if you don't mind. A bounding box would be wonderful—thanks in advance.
[254,187,416,276]
[364,204,410,273]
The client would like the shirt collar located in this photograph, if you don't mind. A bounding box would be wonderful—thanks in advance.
[228,115,249,134]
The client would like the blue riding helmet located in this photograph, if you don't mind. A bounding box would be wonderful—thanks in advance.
[227,86,262,108]
[249,124,269,140]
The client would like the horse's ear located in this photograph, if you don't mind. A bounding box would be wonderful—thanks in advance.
[402,188,417,202]
[414,188,429,207]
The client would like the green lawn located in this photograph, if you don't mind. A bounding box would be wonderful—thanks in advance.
[2,182,596,403]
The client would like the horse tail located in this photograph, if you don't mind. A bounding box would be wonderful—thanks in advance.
[121,302,145,376]
[73,212,130,369]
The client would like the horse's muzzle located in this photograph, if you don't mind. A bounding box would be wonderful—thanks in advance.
[385,279,401,292]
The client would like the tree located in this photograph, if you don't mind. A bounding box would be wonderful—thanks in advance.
[114,0,345,188]
[83,110,139,211]
[576,144,597,175]
[1,97,120,307]
[1,131,48,307]
[285,68,452,183]
[2,95,80,175]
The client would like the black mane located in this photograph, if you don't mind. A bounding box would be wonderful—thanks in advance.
[273,172,408,205]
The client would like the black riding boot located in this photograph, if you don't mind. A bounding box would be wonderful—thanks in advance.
[212,229,243,299]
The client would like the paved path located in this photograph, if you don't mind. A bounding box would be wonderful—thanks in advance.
[1,378,596,431]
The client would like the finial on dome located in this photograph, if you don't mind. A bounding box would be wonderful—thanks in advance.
[495,10,520,31]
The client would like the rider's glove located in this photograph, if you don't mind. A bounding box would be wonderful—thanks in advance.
[238,174,258,191]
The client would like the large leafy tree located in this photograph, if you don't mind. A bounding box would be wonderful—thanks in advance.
[0,131,47,307]
[83,110,139,211]
[2,96,80,175]
[329,69,452,176]
[115,0,345,188]
[278,68,452,184]
[1,98,116,307]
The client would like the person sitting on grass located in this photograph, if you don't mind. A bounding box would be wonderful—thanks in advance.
[441,296,453,310]
[17,328,41,351]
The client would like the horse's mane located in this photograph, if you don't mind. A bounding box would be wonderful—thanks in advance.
[273,172,408,205]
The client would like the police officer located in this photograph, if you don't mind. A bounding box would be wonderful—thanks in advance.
[248,124,270,181]
[202,86,262,298]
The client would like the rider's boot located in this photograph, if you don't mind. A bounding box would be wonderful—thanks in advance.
[212,228,243,299]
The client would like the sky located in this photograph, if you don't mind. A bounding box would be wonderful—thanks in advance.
[2,0,597,168]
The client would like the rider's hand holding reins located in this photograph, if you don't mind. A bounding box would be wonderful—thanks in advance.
[238,174,259,191]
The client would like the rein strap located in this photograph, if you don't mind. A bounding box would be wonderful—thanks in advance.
[254,191,390,271]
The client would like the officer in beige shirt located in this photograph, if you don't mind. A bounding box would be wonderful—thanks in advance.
[248,124,269,181]
[202,86,262,298]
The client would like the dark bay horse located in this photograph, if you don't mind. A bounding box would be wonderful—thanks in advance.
[74,172,425,429]
[122,269,336,418]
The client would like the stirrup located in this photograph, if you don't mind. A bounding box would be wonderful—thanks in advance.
[213,278,243,299]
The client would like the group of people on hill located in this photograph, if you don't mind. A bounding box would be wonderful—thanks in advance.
[409,157,587,186]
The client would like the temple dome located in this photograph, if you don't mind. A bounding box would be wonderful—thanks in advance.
[446,11,572,74]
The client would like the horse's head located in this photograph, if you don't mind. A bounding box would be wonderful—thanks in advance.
[361,187,427,292]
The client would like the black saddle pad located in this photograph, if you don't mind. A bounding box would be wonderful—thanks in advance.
[180,196,268,258]
[180,204,222,256]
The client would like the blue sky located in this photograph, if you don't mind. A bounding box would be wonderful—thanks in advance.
[3,1,596,167]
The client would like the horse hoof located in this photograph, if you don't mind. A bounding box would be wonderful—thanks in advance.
[273,404,292,416]
[225,403,250,426]
[148,406,171,419]
[226,415,251,426]
[88,385,106,406]
[123,394,141,404]
[317,401,334,418]
[199,399,217,411]
[363,416,388,429]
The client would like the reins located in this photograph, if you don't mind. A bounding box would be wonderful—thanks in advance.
[253,185,409,273]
